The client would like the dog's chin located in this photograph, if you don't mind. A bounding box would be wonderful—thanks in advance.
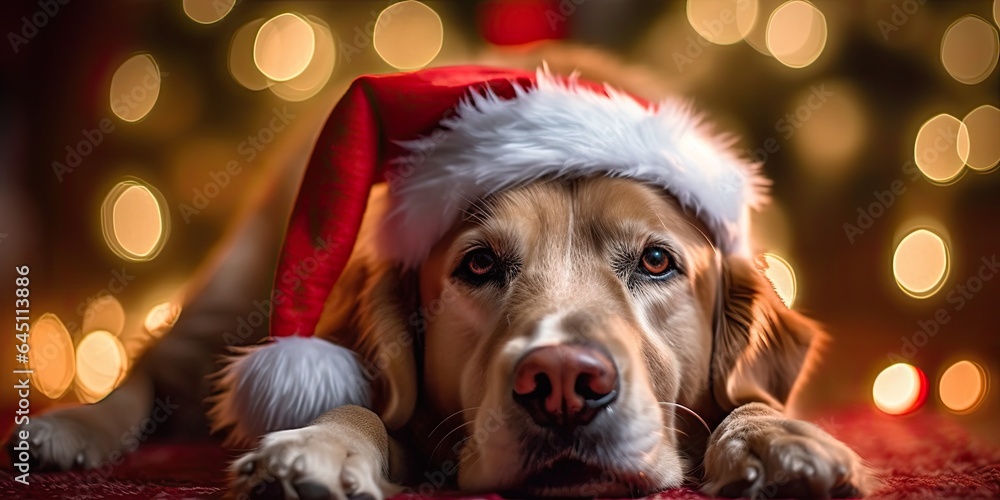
[511,458,650,498]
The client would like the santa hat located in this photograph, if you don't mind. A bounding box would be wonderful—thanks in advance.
[276,65,766,338]
[212,65,767,442]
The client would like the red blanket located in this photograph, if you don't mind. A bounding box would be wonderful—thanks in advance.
[3,407,998,499]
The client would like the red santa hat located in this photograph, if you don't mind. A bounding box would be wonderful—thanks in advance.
[211,65,767,443]
[273,65,766,338]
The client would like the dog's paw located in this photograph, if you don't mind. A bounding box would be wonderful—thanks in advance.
[703,403,875,499]
[7,411,115,471]
[231,425,399,500]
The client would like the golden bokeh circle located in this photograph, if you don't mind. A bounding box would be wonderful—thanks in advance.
[75,330,128,403]
[763,253,797,307]
[109,54,161,123]
[959,105,1000,171]
[766,0,828,68]
[254,13,316,82]
[374,1,443,70]
[82,294,126,337]
[27,314,76,400]
[938,360,989,414]
[913,113,970,184]
[182,0,235,25]
[892,229,949,299]
[873,363,925,415]
[687,0,759,45]
[940,16,999,85]
[101,178,170,262]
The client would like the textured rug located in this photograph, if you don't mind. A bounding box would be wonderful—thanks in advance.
[2,406,998,499]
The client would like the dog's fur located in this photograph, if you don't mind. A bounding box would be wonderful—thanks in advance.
[10,158,874,498]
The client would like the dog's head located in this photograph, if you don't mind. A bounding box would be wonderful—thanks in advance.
[324,178,820,496]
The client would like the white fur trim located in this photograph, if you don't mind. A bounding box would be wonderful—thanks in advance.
[208,336,370,446]
[380,68,768,266]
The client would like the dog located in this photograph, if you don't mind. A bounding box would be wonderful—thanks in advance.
[10,68,874,499]
[221,178,873,499]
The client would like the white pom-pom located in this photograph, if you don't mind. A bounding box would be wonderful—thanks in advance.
[209,336,371,446]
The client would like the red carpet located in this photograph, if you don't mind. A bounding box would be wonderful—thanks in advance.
[2,407,998,499]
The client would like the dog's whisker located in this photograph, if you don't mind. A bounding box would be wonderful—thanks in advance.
[658,402,711,434]
[430,420,476,463]
[427,407,480,438]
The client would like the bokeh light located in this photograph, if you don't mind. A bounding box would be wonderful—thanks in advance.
[101,179,170,262]
[940,16,999,85]
[738,0,784,56]
[74,330,128,403]
[27,314,76,400]
[230,19,272,91]
[269,16,337,102]
[182,0,235,25]
[109,54,161,123]
[873,363,926,415]
[913,113,970,184]
[144,301,181,338]
[763,253,797,307]
[765,0,828,68]
[939,360,989,414]
[893,229,949,299]
[82,294,126,337]
[959,105,1000,172]
[374,1,443,70]
[254,13,315,82]
[686,0,758,45]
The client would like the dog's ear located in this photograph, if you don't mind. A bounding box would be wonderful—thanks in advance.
[315,241,419,431]
[711,254,824,412]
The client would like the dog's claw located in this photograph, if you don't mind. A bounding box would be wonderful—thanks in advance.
[295,481,332,500]
[239,458,256,476]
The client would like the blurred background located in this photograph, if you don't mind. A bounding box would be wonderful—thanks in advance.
[0,0,997,442]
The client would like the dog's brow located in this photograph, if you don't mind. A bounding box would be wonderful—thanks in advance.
[462,197,498,226]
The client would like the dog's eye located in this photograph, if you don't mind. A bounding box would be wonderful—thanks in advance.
[639,247,674,277]
[466,249,496,275]
[455,247,502,286]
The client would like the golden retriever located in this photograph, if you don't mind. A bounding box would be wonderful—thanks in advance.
[11,71,874,499]
[221,178,872,498]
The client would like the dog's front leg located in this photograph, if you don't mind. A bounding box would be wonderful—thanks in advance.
[702,402,876,499]
[231,405,404,500]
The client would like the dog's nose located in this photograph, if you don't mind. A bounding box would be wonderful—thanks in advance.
[512,344,618,428]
